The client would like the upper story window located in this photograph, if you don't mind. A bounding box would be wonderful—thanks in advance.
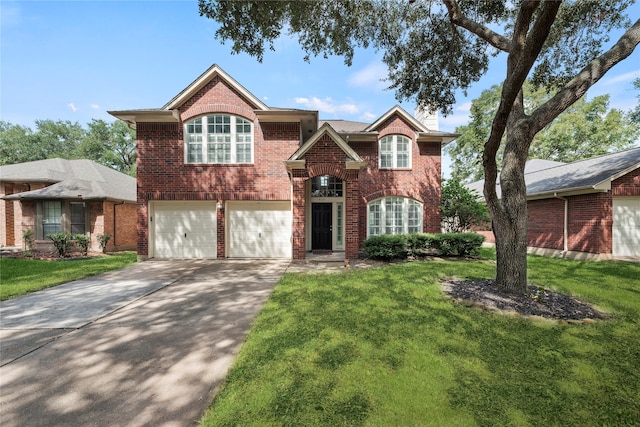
[367,197,422,236]
[379,135,411,169]
[184,115,253,164]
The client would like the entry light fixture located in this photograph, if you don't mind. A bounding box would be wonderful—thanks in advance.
[216,200,223,210]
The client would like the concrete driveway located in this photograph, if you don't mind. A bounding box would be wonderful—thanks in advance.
[0,259,289,427]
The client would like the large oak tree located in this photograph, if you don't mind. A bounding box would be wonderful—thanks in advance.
[448,82,640,183]
[200,0,640,294]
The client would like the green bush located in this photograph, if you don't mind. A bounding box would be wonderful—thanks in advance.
[364,232,485,260]
[430,233,485,257]
[362,235,407,260]
[22,228,35,255]
[97,233,111,253]
[47,232,74,258]
[73,233,90,256]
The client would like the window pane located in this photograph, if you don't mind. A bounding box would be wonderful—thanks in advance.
[236,143,251,163]
[385,198,403,235]
[336,203,343,245]
[397,136,410,168]
[43,201,62,235]
[380,136,393,168]
[408,201,421,233]
[187,143,202,163]
[368,202,381,236]
[187,118,202,134]
[208,143,231,163]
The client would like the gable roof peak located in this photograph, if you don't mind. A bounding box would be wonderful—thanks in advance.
[162,64,269,112]
[365,105,428,132]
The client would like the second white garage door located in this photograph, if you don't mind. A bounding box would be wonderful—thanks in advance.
[613,197,640,258]
[227,201,292,258]
[153,202,217,259]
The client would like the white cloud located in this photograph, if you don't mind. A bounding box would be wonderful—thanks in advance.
[600,70,640,86]
[295,96,359,115]
[360,112,377,122]
[67,102,77,112]
[0,4,21,28]
[348,62,389,90]
[90,104,100,110]
[456,102,472,113]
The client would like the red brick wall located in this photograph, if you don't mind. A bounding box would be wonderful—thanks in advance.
[567,193,612,254]
[136,78,300,257]
[612,167,640,196]
[528,198,565,250]
[353,115,442,241]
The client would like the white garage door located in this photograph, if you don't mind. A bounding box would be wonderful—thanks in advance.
[613,198,640,258]
[228,201,292,258]
[152,202,217,258]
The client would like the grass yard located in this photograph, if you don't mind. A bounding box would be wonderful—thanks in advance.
[0,252,137,300]
[201,251,640,426]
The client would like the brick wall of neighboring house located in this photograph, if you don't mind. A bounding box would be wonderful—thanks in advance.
[612,167,640,196]
[567,193,612,254]
[100,201,137,252]
[136,77,300,257]
[528,198,566,250]
[1,183,13,246]
[353,114,442,241]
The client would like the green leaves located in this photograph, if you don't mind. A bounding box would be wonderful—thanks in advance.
[0,119,136,175]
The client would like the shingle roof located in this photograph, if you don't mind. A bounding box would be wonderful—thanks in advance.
[319,120,371,133]
[1,158,136,202]
[466,147,640,199]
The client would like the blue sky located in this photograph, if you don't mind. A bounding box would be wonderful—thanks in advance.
[1,0,639,176]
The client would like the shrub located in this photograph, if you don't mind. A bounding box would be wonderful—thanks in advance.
[405,233,436,256]
[73,233,90,256]
[22,228,35,255]
[362,235,407,260]
[47,232,73,258]
[430,233,485,257]
[97,233,111,253]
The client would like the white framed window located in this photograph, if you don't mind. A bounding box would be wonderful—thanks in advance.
[379,135,411,169]
[184,115,253,164]
[367,197,422,236]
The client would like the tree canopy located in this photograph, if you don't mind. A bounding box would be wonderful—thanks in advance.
[201,0,640,294]
[448,82,640,183]
[0,119,136,176]
[440,178,489,233]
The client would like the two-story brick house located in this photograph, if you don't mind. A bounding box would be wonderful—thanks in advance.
[109,65,457,260]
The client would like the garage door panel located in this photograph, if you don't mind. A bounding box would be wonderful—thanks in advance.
[153,202,217,259]
[228,202,292,258]
[613,198,640,258]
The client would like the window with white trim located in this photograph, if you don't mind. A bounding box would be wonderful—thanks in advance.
[379,135,411,168]
[184,115,253,164]
[367,197,422,236]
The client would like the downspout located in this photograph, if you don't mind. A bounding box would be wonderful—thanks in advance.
[553,193,568,253]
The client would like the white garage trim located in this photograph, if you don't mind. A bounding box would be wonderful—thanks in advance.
[613,197,640,258]
[150,201,217,259]
[227,201,292,258]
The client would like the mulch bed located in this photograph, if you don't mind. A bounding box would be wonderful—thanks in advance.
[441,278,609,321]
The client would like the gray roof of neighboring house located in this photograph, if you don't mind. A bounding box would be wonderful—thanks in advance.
[466,147,640,199]
[1,158,136,202]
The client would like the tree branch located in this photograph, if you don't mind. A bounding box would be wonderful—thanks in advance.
[481,0,560,210]
[442,0,511,52]
[530,18,640,134]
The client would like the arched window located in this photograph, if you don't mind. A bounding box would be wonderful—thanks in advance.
[184,114,253,164]
[367,197,422,236]
[379,135,411,169]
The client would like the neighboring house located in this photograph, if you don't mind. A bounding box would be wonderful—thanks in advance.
[467,147,640,259]
[0,158,137,253]
[109,64,457,260]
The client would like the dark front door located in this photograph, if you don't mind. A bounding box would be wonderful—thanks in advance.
[312,203,332,250]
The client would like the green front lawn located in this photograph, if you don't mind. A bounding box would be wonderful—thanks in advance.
[0,252,137,300]
[201,252,640,426]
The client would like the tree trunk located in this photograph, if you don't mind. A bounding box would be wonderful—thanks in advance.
[485,97,532,295]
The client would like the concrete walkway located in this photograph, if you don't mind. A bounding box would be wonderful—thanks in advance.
[0,259,289,427]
